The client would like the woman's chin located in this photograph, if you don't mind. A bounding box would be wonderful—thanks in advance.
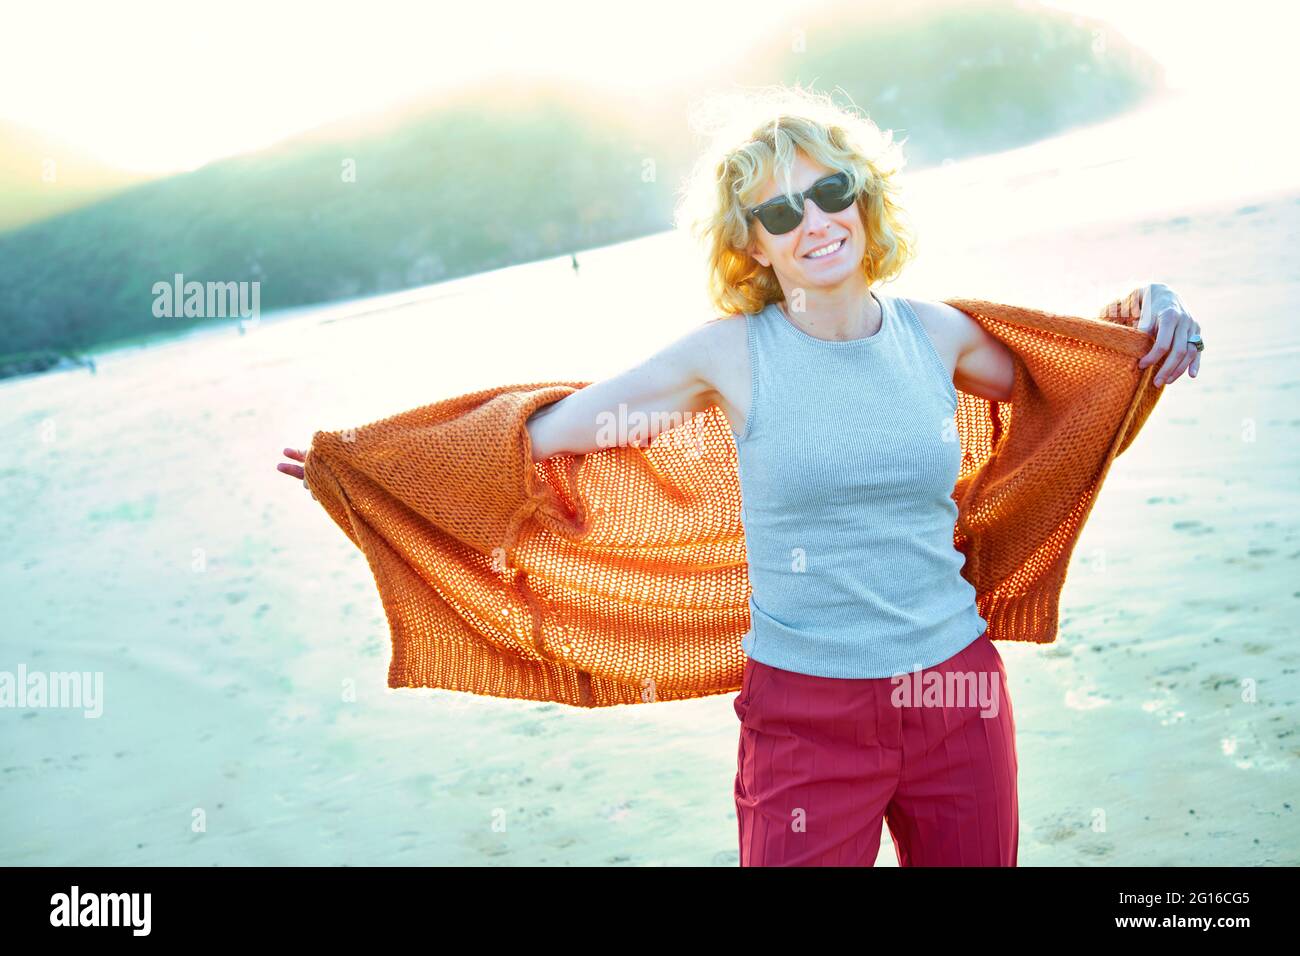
[796,261,854,286]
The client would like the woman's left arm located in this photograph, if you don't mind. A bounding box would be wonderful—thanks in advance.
[1098,282,1203,387]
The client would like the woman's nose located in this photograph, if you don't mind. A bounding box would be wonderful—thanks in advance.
[801,199,833,232]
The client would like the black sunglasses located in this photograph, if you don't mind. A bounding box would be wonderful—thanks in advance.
[746,171,859,235]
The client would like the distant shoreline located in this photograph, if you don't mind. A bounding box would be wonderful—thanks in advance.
[0,247,562,384]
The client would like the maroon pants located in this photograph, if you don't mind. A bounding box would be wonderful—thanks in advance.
[733,631,1018,866]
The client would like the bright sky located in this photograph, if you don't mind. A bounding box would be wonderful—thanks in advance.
[1,0,1292,174]
[1042,0,1297,93]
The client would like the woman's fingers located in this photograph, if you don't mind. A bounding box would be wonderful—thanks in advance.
[1153,313,1193,386]
[1137,317,1171,369]
[1150,313,1182,384]
[278,448,307,479]
[1187,321,1202,378]
[1140,303,1186,371]
[1162,348,1195,385]
[1172,327,1200,381]
[277,446,316,497]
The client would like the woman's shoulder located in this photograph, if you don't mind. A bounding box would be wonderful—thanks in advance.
[892,295,986,376]
[694,313,752,420]
[896,296,976,349]
[700,311,751,352]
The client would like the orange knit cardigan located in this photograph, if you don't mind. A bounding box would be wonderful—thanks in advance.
[303,299,1164,707]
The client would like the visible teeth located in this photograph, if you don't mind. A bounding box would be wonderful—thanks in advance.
[807,239,843,258]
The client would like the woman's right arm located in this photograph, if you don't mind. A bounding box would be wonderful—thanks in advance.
[525,321,720,462]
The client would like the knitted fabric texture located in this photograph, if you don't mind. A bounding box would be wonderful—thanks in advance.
[303,299,1164,707]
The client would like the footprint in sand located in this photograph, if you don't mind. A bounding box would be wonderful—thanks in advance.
[1221,734,1290,771]
[1141,687,1185,725]
[1064,684,1109,710]
[1078,842,1115,858]
[1199,673,1240,692]
[1034,820,1079,845]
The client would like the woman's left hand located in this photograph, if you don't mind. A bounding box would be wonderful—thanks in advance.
[277,446,317,500]
[1101,283,1203,387]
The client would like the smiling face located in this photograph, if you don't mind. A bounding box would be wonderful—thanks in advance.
[745,150,867,295]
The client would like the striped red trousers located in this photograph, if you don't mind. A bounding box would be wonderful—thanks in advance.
[733,630,1018,866]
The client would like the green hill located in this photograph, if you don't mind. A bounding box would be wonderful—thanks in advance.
[0,0,1161,359]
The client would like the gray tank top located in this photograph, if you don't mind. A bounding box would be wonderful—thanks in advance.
[733,290,988,678]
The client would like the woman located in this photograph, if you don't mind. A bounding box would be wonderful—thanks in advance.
[279,86,1204,866]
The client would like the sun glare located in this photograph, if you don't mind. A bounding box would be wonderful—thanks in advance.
[0,0,1292,174]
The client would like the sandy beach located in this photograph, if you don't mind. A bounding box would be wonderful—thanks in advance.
[1,87,1297,865]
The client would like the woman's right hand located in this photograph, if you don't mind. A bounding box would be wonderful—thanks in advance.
[277,447,316,500]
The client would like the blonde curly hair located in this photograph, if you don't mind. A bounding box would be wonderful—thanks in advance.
[674,83,918,317]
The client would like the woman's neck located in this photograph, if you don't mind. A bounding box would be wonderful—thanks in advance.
[778,288,882,342]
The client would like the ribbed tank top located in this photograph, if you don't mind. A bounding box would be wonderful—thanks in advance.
[733,289,988,678]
